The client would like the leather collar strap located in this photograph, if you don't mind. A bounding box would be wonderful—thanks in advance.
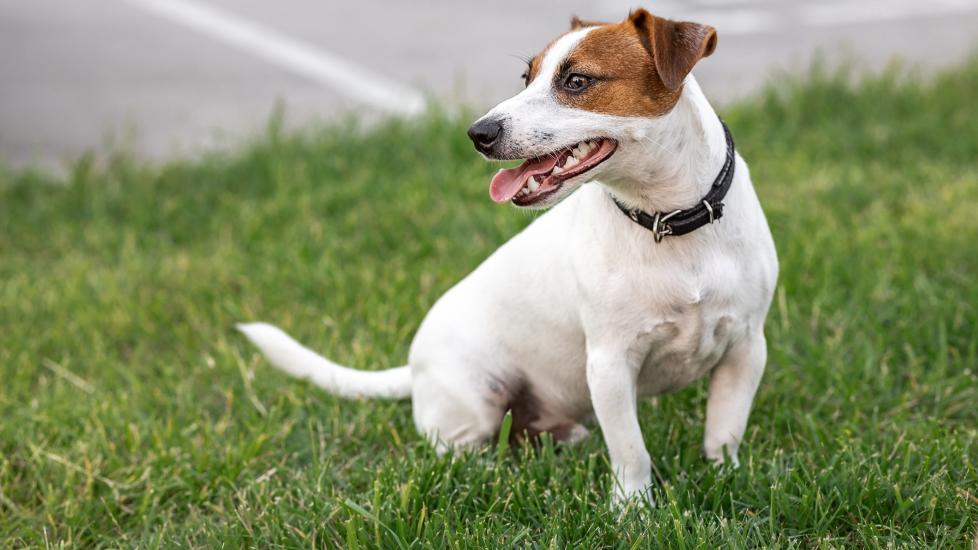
[613,119,735,242]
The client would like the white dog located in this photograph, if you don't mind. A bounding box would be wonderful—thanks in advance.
[239,8,778,504]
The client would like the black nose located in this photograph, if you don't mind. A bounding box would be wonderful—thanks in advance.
[467,118,503,154]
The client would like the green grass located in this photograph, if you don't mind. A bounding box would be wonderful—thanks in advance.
[2,57,978,548]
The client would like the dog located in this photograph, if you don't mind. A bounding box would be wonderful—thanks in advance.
[239,8,778,505]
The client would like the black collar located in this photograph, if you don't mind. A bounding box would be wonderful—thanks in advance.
[613,119,736,242]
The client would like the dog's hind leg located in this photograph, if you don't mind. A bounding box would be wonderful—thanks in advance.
[410,366,506,454]
[410,362,590,453]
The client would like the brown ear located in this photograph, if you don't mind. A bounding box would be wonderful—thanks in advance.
[570,15,607,30]
[630,9,717,91]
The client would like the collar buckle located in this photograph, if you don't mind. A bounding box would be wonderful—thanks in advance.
[652,210,681,243]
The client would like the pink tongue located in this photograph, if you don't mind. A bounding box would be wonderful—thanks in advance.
[489,156,560,203]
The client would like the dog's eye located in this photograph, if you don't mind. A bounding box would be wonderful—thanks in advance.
[564,73,593,92]
[521,71,529,87]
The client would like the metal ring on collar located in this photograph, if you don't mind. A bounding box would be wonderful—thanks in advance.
[653,210,682,242]
[703,200,715,224]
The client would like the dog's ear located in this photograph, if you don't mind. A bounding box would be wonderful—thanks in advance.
[629,9,717,91]
[570,15,606,30]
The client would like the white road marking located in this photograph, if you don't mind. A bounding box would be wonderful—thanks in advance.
[122,0,426,115]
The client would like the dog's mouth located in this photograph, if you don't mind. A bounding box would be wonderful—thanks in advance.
[489,139,618,206]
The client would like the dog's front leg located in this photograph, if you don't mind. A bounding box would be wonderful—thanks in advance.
[704,333,767,466]
[586,348,653,506]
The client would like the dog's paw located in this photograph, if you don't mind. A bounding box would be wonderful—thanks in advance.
[704,439,741,468]
[705,448,740,468]
[610,479,655,511]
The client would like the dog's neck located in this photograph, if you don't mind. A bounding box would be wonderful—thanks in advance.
[599,77,728,214]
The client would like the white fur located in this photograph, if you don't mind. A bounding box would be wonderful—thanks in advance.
[240,29,779,506]
[236,322,411,399]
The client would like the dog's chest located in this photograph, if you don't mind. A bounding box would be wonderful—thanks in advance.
[632,302,739,396]
[595,253,748,396]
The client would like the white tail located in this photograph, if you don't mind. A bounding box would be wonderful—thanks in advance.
[236,322,412,399]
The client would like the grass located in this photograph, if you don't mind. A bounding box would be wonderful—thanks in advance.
[2,57,978,548]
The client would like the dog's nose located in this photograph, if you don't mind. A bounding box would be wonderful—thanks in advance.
[467,118,503,154]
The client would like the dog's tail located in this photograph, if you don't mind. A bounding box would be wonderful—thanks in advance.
[236,322,411,399]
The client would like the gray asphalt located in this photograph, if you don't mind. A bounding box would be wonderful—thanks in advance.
[2,0,977,171]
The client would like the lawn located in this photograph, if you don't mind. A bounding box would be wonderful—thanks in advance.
[2,57,978,548]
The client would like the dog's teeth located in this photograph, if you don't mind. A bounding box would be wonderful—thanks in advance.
[552,165,564,175]
[564,156,579,168]
[528,178,540,192]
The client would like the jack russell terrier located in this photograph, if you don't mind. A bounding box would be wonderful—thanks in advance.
[239,8,778,504]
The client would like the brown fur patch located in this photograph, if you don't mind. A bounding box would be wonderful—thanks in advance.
[501,382,542,445]
[645,12,717,91]
[557,21,680,117]
[491,380,576,447]
[547,10,717,117]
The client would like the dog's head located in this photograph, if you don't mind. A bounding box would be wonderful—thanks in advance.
[468,9,717,209]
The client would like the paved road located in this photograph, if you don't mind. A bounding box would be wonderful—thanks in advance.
[2,0,978,171]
